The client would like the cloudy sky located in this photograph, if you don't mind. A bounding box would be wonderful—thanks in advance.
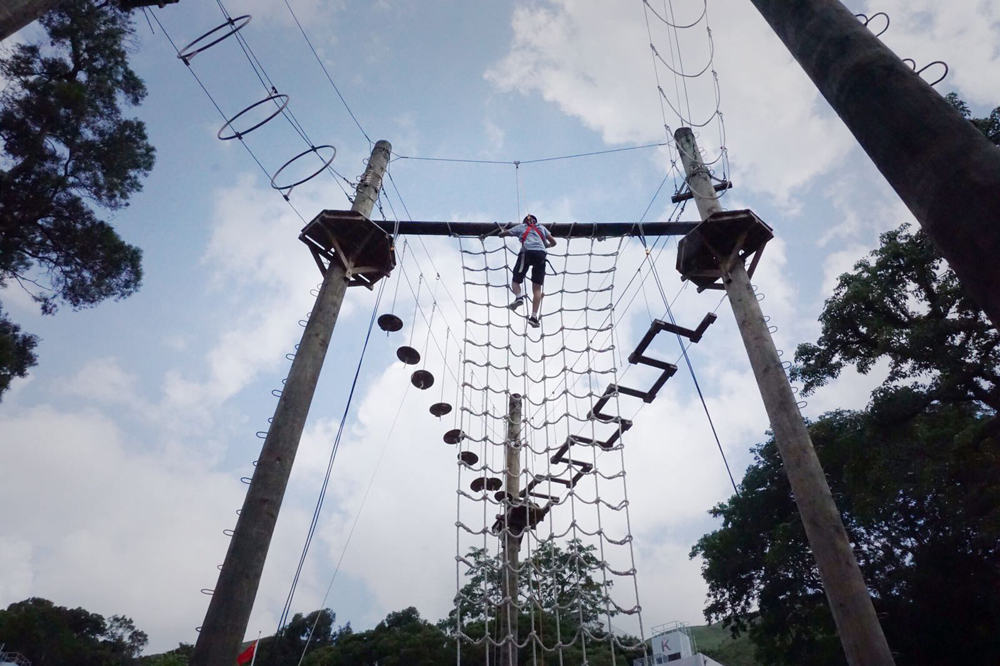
[2,0,999,655]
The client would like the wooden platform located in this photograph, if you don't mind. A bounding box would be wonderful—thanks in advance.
[299,210,395,289]
[676,209,774,290]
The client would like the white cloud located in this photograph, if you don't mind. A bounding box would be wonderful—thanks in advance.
[0,537,33,603]
[0,406,243,650]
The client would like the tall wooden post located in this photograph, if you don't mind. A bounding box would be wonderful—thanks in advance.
[500,393,523,666]
[746,0,1000,327]
[190,140,392,666]
[675,127,894,666]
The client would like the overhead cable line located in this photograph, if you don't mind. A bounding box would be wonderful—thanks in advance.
[281,0,373,147]
[391,140,672,167]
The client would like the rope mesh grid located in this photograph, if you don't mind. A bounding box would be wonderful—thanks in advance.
[455,236,648,664]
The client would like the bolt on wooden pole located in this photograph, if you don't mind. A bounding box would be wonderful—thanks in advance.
[746,0,1000,328]
[190,140,392,666]
[675,127,895,666]
[500,392,523,666]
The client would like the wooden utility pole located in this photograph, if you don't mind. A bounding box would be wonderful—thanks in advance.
[190,140,392,666]
[746,0,1000,328]
[674,127,894,666]
[500,393,523,666]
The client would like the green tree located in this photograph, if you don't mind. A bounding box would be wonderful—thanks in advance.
[139,643,191,666]
[302,607,452,666]
[446,539,641,666]
[946,92,1000,145]
[792,224,999,433]
[257,609,337,666]
[693,406,1000,666]
[0,0,155,400]
[0,597,149,666]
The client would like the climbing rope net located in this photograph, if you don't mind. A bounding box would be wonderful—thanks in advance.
[453,235,647,665]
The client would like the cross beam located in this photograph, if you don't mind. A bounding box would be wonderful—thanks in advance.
[304,210,697,240]
[299,209,698,288]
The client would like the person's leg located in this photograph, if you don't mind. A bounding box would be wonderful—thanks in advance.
[531,281,543,317]
[512,280,522,299]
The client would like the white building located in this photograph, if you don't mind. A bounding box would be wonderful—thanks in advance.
[633,621,727,666]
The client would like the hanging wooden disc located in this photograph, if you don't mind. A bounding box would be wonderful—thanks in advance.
[459,451,478,466]
[429,402,453,417]
[443,429,465,444]
[411,369,435,390]
[396,345,421,365]
[471,476,503,493]
[377,313,403,332]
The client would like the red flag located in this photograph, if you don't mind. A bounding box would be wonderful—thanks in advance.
[236,640,257,665]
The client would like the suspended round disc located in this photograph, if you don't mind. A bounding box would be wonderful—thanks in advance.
[377,313,403,332]
[485,478,503,492]
[443,429,465,445]
[429,402,453,417]
[470,477,488,492]
[396,346,421,365]
[411,369,435,390]
[494,490,513,503]
[459,451,479,466]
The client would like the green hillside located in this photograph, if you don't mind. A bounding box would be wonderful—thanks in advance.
[689,623,757,666]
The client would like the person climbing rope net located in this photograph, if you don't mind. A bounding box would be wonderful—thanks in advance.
[499,214,557,328]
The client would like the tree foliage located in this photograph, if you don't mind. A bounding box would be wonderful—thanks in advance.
[0,0,154,400]
[445,539,642,666]
[693,406,1000,665]
[792,224,999,432]
[301,607,452,666]
[946,92,1000,146]
[0,597,148,666]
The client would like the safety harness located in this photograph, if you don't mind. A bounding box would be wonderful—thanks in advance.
[520,222,546,244]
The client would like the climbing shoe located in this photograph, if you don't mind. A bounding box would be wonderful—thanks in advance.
[509,296,524,311]
[528,315,540,328]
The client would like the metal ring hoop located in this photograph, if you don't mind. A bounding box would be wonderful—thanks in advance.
[218,94,290,141]
[270,145,337,198]
[177,15,252,64]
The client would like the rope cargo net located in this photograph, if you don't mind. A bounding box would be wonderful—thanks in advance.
[453,235,648,665]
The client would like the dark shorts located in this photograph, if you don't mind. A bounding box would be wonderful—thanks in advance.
[512,250,547,286]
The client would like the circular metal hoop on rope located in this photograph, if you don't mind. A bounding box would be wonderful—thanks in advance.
[411,369,434,390]
[471,476,503,493]
[443,429,465,445]
[269,144,337,199]
[396,345,420,365]
[459,451,478,466]
[429,402,452,417]
[177,15,252,64]
[218,93,290,141]
[377,313,403,332]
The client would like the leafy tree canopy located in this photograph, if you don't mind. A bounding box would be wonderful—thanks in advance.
[792,223,999,432]
[0,597,148,666]
[0,0,154,400]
